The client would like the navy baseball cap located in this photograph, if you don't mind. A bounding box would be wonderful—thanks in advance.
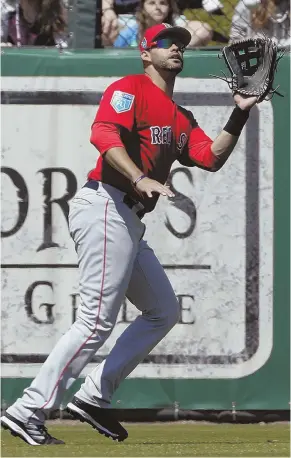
[139,23,191,52]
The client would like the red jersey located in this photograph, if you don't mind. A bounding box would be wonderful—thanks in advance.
[89,74,217,213]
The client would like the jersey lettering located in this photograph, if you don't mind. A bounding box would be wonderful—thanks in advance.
[150,126,172,145]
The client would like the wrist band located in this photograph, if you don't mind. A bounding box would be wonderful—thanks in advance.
[133,174,146,186]
[223,105,250,136]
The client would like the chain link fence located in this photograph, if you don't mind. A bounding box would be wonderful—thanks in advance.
[106,0,290,48]
[1,0,290,49]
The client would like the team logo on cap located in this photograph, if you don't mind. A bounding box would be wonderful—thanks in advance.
[141,37,147,49]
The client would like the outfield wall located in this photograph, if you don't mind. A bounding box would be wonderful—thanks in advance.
[1,49,290,411]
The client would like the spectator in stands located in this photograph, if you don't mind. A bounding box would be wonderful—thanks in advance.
[113,0,213,47]
[1,0,67,47]
[230,0,290,48]
[178,0,223,15]
[102,0,120,44]
[103,0,213,46]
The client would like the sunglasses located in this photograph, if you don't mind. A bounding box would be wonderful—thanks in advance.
[148,38,186,52]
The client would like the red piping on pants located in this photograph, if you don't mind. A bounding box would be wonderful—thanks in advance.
[40,199,109,410]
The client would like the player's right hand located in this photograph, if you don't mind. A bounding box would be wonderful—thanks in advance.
[135,177,175,198]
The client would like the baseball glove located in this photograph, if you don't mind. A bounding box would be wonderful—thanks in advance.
[212,37,284,102]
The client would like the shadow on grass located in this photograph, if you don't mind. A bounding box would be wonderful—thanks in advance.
[137,441,289,445]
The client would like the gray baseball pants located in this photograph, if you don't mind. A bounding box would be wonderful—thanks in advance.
[7,182,179,424]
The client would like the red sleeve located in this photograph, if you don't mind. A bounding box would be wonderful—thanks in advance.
[179,126,218,171]
[93,77,136,131]
[90,123,125,155]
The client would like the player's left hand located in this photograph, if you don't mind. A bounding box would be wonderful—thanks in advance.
[234,94,258,111]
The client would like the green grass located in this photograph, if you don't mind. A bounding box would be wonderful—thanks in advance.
[1,422,290,457]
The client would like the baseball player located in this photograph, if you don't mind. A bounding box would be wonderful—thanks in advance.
[1,23,257,445]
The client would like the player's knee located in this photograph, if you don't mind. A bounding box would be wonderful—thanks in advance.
[161,297,180,329]
[72,316,95,336]
[73,314,113,338]
[169,301,180,327]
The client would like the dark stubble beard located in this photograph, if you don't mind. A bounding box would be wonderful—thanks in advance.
[160,58,183,74]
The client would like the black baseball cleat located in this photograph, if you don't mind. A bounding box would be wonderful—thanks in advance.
[67,396,128,442]
[1,413,64,446]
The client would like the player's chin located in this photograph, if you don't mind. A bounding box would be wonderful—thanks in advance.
[166,61,183,73]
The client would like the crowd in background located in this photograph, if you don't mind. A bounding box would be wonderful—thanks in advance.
[1,0,290,48]
[1,0,68,46]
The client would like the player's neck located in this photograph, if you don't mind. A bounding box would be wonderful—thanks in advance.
[145,71,175,98]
